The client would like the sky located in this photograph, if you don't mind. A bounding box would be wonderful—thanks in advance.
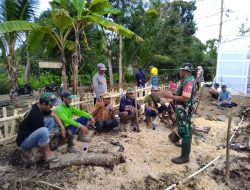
[38,0,250,43]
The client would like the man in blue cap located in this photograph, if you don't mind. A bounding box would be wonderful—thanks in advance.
[54,90,95,146]
[160,63,197,164]
[16,92,64,162]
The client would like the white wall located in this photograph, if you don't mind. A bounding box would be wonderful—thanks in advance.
[216,36,250,94]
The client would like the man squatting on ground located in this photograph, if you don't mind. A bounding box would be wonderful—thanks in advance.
[144,86,169,128]
[160,63,196,164]
[119,87,142,130]
[16,93,64,162]
[216,84,232,109]
[92,92,119,132]
[54,90,95,148]
[208,83,220,100]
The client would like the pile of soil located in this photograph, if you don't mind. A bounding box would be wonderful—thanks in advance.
[0,87,249,190]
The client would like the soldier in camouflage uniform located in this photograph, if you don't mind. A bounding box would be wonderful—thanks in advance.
[160,63,196,164]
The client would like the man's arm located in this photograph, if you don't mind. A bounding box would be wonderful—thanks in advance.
[92,103,104,118]
[92,75,100,98]
[54,108,79,127]
[160,81,193,103]
[50,112,66,138]
[72,106,91,118]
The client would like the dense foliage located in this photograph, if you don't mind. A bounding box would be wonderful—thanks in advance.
[0,0,217,94]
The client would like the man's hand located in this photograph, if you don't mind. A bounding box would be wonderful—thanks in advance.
[138,107,143,115]
[125,107,132,111]
[154,109,159,115]
[61,127,66,139]
[80,125,89,135]
[160,91,171,98]
[90,116,96,124]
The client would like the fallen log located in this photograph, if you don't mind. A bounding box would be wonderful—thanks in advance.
[50,153,116,169]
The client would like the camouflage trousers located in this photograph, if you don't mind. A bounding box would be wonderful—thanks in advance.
[175,104,192,142]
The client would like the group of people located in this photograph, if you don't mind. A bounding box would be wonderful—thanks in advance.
[209,83,234,109]
[16,62,207,166]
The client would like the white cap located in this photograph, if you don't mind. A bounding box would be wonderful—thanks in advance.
[97,63,107,70]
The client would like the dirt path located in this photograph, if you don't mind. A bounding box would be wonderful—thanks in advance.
[0,87,249,190]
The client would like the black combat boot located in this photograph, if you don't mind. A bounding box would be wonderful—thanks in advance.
[171,136,191,164]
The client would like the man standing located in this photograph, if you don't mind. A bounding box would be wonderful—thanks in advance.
[92,63,108,104]
[135,66,146,88]
[160,63,196,164]
[54,90,95,144]
[196,66,204,91]
[92,92,119,132]
[149,63,158,87]
[16,92,64,162]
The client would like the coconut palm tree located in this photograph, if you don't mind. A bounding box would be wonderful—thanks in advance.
[0,0,39,94]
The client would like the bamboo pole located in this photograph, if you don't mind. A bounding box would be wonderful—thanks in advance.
[134,86,140,132]
[225,115,232,185]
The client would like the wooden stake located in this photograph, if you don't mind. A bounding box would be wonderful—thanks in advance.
[134,86,140,132]
[225,115,232,185]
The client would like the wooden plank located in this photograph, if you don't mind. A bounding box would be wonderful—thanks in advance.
[39,61,61,69]
[0,113,26,122]
[0,135,16,145]
[10,109,18,136]
[3,107,9,138]
[0,128,4,139]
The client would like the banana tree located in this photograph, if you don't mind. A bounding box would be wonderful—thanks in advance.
[28,9,74,89]
[0,0,39,93]
[51,0,143,93]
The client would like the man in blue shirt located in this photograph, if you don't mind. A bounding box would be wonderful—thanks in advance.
[217,85,232,109]
[135,67,146,88]
[119,87,142,130]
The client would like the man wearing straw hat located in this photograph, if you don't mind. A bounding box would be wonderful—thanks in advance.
[92,92,119,132]
[160,63,196,164]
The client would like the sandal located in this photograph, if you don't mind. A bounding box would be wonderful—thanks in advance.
[44,154,60,163]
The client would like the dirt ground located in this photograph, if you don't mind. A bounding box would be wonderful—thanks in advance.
[0,87,249,190]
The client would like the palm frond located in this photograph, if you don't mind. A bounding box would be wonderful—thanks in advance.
[0,20,40,33]
[16,0,39,21]
[88,0,112,13]
[51,9,73,31]
[84,14,143,43]
[27,29,46,51]
[0,0,16,21]
[71,0,86,19]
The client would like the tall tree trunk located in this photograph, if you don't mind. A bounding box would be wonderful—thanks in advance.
[119,35,123,87]
[24,50,31,85]
[7,40,18,93]
[72,24,81,94]
[107,49,114,87]
[61,51,68,90]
